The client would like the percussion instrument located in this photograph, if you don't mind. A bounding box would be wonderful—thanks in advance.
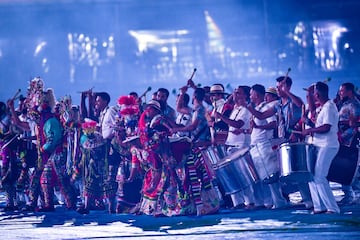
[169,136,192,164]
[250,141,279,184]
[327,145,359,185]
[201,145,226,180]
[214,131,228,145]
[277,142,314,183]
[214,147,258,195]
[201,144,226,165]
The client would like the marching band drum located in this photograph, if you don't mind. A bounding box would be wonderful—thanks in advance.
[277,142,314,183]
[214,147,258,195]
[201,145,226,180]
[249,141,279,184]
[196,136,359,199]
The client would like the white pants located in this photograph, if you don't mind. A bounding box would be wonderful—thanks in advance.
[309,146,340,213]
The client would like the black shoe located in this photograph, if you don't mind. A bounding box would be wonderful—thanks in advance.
[231,203,245,210]
[338,196,354,206]
[76,207,90,215]
[21,205,35,212]
[37,206,55,212]
[3,205,18,211]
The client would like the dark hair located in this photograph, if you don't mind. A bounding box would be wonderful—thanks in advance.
[183,93,190,106]
[203,86,210,93]
[157,88,170,98]
[251,84,265,96]
[96,92,111,104]
[315,81,329,98]
[194,87,205,102]
[276,76,293,87]
[341,82,355,93]
[129,92,138,97]
[237,85,251,102]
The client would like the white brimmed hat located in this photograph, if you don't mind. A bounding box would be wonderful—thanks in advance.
[209,84,228,95]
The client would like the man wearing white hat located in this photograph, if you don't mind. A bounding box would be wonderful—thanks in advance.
[208,84,233,145]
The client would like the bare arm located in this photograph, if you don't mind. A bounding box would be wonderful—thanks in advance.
[246,104,276,120]
[7,99,30,131]
[284,91,304,108]
[302,124,331,136]
[214,111,244,129]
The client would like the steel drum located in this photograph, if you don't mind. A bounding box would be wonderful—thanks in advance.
[250,141,279,184]
[201,145,226,165]
[214,147,259,195]
[327,145,360,185]
[277,142,314,183]
[201,145,227,180]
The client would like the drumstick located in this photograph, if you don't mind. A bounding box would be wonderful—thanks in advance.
[77,86,94,94]
[303,77,331,91]
[282,68,291,83]
[189,68,197,81]
[11,89,21,101]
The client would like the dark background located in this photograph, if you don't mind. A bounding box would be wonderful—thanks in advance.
[0,0,359,104]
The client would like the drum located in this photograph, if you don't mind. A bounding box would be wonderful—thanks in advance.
[169,137,192,164]
[277,142,314,183]
[201,145,226,166]
[215,131,228,145]
[250,141,279,184]
[201,145,227,180]
[214,148,258,195]
[327,145,360,185]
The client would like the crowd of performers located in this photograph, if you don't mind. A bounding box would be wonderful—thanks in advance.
[0,74,360,216]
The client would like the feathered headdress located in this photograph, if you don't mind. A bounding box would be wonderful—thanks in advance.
[117,95,139,116]
[82,118,97,134]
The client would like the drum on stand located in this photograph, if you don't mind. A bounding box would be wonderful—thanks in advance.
[214,147,258,195]
[277,142,314,183]
[327,145,359,185]
[250,141,279,184]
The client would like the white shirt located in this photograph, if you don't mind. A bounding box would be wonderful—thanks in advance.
[225,105,251,148]
[313,100,339,148]
[211,98,226,122]
[99,105,119,140]
[250,101,276,145]
[175,112,192,137]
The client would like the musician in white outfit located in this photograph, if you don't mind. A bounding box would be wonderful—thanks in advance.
[214,86,255,208]
[302,82,340,214]
[249,84,288,209]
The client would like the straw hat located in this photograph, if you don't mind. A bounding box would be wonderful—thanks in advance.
[209,84,228,95]
[265,87,278,96]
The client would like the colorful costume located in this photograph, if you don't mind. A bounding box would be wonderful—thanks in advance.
[79,121,108,211]
[130,107,195,216]
[24,78,76,211]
